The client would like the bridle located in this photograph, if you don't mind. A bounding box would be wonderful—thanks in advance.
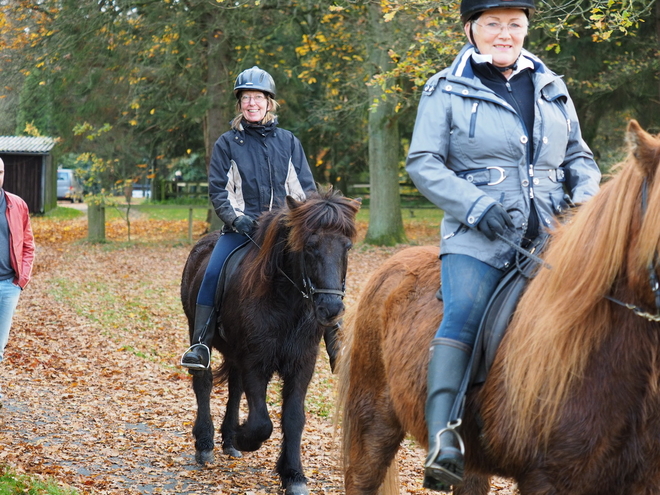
[245,231,346,301]
[604,179,660,322]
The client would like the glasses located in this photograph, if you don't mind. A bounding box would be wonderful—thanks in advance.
[241,94,266,104]
[474,21,528,35]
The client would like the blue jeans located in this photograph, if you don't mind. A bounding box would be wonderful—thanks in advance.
[196,232,249,307]
[0,279,21,363]
[436,254,505,347]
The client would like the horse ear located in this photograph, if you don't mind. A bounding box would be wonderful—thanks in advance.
[627,119,660,179]
[286,195,303,210]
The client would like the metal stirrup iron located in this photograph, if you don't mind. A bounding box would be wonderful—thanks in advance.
[180,343,211,370]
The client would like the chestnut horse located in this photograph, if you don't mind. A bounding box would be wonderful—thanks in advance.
[339,120,660,494]
[181,189,359,495]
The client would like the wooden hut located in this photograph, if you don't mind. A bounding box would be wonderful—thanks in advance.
[0,136,57,214]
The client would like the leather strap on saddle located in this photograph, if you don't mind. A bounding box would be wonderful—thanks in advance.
[449,233,550,424]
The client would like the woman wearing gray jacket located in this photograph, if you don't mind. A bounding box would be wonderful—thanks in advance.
[405,0,601,490]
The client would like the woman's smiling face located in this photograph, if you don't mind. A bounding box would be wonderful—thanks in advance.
[466,8,528,74]
[240,90,269,123]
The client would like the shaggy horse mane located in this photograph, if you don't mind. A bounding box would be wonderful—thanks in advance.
[496,121,660,454]
[241,187,360,299]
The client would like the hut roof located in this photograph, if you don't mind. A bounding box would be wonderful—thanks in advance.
[0,136,57,154]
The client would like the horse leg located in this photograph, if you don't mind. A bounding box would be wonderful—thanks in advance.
[191,368,215,465]
[276,361,317,495]
[454,474,491,495]
[233,369,273,452]
[344,399,406,495]
[220,367,243,458]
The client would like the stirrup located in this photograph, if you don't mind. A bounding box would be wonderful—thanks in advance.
[424,422,465,488]
[180,343,211,370]
[425,420,465,468]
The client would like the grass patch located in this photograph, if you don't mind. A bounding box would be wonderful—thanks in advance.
[39,207,84,220]
[0,465,79,494]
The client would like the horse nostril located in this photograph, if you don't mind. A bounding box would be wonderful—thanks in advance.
[316,296,345,323]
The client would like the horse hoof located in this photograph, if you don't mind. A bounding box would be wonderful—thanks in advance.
[285,482,309,495]
[223,446,243,458]
[195,449,214,465]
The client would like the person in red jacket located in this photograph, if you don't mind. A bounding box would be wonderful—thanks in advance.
[0,157,34,381]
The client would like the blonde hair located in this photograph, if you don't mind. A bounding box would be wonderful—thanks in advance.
[230,93,280,130]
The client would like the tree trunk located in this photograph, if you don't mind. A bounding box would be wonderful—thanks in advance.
[203,14,233,232]
[88,204,106,242]
[364,3,407,246]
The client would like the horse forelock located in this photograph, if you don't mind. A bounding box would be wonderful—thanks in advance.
[240,190,359,298]
[493,146,653,455]
[285,191,359,252]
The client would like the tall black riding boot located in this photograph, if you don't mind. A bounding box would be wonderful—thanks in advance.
[423,337,472,491]
[323,322,340,373]
[180,304,216,370]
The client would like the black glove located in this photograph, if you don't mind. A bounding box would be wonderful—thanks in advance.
[232,215,256,235]
[477,204,514,241]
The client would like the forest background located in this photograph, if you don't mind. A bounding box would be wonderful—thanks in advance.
[0,0,658,245]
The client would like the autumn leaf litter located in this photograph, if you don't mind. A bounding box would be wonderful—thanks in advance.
[0,215,517,494]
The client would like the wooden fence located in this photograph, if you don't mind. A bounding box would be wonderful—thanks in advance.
[88,203,210,243]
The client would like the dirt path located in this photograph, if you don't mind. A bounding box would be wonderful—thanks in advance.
[0,229,516,494]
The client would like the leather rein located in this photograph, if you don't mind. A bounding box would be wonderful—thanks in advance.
[497,180,660,322]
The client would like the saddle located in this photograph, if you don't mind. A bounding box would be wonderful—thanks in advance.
[442,234,550,422]
[213,240,250,339]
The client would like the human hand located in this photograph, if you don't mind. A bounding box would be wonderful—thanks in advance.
[232,215,257,235]
[477,204,514,241]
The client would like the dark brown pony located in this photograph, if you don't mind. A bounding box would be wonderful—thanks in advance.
[339,120,660,495]
[181,189,359,495]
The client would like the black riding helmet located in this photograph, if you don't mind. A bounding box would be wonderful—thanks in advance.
[461,0,536,24]
[233,66,276,99]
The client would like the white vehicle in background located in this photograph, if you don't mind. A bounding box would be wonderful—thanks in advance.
[57,168,84,203]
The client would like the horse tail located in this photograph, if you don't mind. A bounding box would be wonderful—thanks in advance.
[212,360,230,387]
[380,463,400,495]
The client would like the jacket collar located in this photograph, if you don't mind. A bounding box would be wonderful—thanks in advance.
[238,118,278,133]
[446,44,563,96]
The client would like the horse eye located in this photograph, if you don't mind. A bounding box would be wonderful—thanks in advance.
[306,235,320,249]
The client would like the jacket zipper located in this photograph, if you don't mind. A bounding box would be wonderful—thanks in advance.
[469,102,479,138]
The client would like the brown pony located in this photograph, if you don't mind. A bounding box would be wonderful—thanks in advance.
[339,120,660,495]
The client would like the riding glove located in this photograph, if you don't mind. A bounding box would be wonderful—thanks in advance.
[477,204,514,241]
[233,215,257,235]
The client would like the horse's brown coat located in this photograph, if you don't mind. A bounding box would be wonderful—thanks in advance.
[339,121,660,494]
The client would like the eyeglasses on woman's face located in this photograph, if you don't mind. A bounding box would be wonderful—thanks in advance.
[241,94,266,104]
[473,20,528,36]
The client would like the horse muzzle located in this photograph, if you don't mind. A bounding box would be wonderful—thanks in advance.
[313,293,345,326]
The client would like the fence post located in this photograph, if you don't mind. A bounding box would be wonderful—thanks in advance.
[88,204,106,242]
[188,207,193,243]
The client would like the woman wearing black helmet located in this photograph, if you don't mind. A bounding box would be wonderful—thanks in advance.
[180,66,321,370]
[406,0,601,491]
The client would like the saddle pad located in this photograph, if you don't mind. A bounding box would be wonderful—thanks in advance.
[470,233,550,386]
[214,240,251,309]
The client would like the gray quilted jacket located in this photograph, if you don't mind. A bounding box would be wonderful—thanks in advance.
[406,44,601,269]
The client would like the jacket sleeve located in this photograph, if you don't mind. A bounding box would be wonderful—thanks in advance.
[560,95,601,203]
[289,135,317,199]
[18,208,34,289]
[405,78,496,229]
[208,135,240,226]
